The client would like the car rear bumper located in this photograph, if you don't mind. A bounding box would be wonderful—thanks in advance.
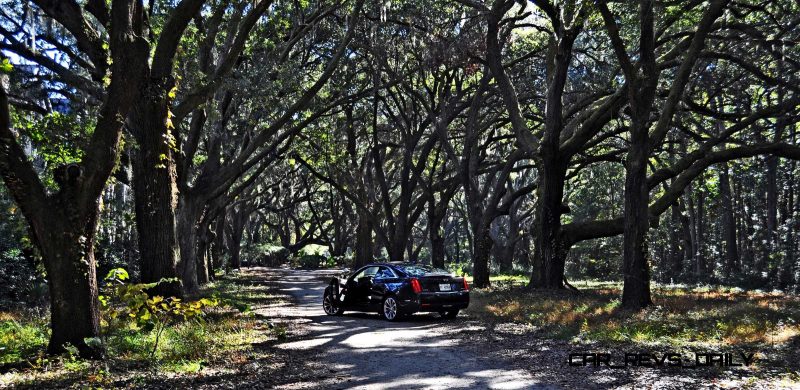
[399,291,469,313]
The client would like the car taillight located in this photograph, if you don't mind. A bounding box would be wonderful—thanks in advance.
[462,278,470,291]
[410,278,422,294]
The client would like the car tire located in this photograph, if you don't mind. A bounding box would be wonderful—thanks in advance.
[381,296,402,321]
[323,290,344,316]
[440,310,459,319]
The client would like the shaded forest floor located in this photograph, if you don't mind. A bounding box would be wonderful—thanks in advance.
[0,269,321,389]
[2,269,799,389]
[471,282,800,346]
[463,284,800,388]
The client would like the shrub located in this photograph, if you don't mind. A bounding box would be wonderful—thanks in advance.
[100,268,218,357]
[242,244,290,266]
[297,254,325,269]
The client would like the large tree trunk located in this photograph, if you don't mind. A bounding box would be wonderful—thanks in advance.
[621,114,653,310]
[329,197,350,257]
[38,211,102,357]
[211,212,226,272]
[430,231,446,268]
[130,89,182,297]
[387,233,406,263]
[354,211,372,268]
[495,243,515,274]
[229,209,247,270]
[1,109,102,358]
[230,229,243,269]
[497,201,522,273]
[176,196,203,294]
[429,205,446,269]
[197,220,213,284]
[472,223,493,288]
[530,158,568,288]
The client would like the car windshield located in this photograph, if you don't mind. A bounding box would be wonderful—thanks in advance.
[396,264,449,277]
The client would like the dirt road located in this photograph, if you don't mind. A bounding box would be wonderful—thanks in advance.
[258,267,553,390]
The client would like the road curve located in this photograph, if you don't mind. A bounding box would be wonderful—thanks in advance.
[259,267,554,390]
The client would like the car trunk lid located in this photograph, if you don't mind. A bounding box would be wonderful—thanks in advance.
[418,274,465,292]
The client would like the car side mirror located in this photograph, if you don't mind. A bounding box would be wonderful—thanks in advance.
[357,276,372,286]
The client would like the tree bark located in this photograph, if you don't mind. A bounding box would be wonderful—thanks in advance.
[472,223,493,288]
[38,209,102,357]
[211,211,226,272]
[127,0,207,298]
[354,210,373,268]
[428,197,448,269]
[621,129,653,309]
[230,229,243,269]
[176,195,203,294]
[196,219,213,283]
[131,91,182,297]
[430,221,446,268]
[387,233,406,263]
[530,158,568,288]
[228,207,248,270]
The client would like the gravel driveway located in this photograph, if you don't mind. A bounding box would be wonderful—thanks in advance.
[259,267,554,390]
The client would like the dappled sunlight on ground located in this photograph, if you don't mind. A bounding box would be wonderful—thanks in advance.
[257,267,550,389]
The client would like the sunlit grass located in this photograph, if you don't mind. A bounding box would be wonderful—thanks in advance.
[0,309,49,364]
[463,273,529,284]
[468,284,800,348]
[0,271,284,387]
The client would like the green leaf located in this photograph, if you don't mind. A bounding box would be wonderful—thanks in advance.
[105,268,129,281]
[0,58,12,73]
[83,337,103,349]
[198,298,217,306]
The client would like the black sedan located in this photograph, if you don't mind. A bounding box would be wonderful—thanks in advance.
[322,263,470,321]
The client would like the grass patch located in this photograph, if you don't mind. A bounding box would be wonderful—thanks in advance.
[0,270,283,387]
[463,273,529,285]
[0,309,49,364]
[468,284,800,348]
[165,359,204,373]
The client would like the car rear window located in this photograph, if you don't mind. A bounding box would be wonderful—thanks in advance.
[396,265,448,277]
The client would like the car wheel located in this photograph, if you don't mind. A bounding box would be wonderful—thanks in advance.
[323,291,344,316]
[440,310,459,319]
[381,296,401,321]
